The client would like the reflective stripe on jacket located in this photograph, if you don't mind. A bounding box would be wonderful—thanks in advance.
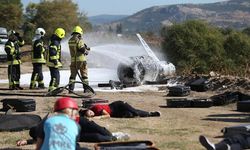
[46,40,62,68]
[32,39,46,63]
[5,39,24,65]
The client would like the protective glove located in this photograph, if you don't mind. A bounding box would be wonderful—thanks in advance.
[53,60,58,66]
[84,44,90,51]
[14,32,23,42]
[84,50,89,56]
[16,55,21,60]
[14,32,20,38]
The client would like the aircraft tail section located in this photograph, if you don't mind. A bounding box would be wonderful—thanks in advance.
[136,33,160,62]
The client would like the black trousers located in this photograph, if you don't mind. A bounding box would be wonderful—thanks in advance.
[8,64,20,86]
[32,116,114,143]
[30,63,44,86]
[49,67,60,91]
[79,117,114,142]
[109,101,150,118]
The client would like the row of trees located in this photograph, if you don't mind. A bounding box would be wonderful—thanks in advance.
[161,20,250,77]
[0,0,249,76]
[0,0,92,44]
[0,0,22,30]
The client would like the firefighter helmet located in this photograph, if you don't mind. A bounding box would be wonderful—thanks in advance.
[73,26,83,35]
[35,28,46,37]
[54,28,65,39]
[54,97,78,111]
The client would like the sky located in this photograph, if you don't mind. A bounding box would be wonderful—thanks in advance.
[21,0,227,17]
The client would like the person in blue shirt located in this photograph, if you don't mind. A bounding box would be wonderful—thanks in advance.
[36,97,80,150]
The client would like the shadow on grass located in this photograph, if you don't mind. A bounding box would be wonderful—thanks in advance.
[202,111,250,123]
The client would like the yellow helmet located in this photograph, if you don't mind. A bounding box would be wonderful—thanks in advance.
[73,26,83,35]
[54,28,65,39]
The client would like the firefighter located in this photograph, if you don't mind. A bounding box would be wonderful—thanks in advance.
[46,28,65,92]
[30,28,46,89]
[68,25,90,93]
[4,30,25,90]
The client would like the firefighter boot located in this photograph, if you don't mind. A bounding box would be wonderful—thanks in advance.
[38,82,45,89]
[16,84,23,90]
[68,83,75,94]
[82,78,90,93]
[29,82,36,89]
[9,85,15,90]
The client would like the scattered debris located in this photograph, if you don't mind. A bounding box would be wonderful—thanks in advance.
[167,75,250,92]
[167,85,191,96]
[117,34,175,86]
[166,98,213,108]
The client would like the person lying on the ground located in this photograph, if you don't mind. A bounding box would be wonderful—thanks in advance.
[199,134,250,150]
[16,113,129,146]
[16,126,37,146]
[81,100,161,118]
[17,112,50,146]
[78,117,116,142]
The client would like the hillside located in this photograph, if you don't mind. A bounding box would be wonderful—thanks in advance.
[88,14,128,25]
[109,0,250,33]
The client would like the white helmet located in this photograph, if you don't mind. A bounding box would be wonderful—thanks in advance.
[35,28,46,37]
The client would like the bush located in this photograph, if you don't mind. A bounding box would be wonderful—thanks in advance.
[161,20,225,74]
[161,20,250,77]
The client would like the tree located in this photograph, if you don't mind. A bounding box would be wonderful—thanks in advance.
[23,3,38,44]
[24,3,38,21]
[0,0,23,30]
[0,0,21,5]
[161,20,225,74]
[243,27,250,37]
[78,12,92,32]
[33,0,79,37]
[108,26,113,33]
[116,23,122,34]
[224,31,250,76]
[219,27,233,35]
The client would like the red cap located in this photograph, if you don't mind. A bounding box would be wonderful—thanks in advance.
[54,97,78,111]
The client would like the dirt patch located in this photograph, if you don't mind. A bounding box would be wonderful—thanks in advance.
[0,62,249,150]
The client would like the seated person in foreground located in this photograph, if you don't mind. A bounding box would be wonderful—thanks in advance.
[17,112,129,146]
[199,134,250,150]
[81,100,161,118]
[16,117,116,146]
[36,97,80,150]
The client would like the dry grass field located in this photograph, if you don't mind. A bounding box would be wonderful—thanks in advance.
[0,62,249,150]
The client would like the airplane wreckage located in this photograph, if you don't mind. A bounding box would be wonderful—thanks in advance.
[106,34,176,88]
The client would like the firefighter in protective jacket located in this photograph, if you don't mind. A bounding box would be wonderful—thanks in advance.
[4,30,25,90]
[30,28,46,89]
[46,28,65,92]
[68,26,90,92]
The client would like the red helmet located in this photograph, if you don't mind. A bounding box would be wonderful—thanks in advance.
[54,97,78,111]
